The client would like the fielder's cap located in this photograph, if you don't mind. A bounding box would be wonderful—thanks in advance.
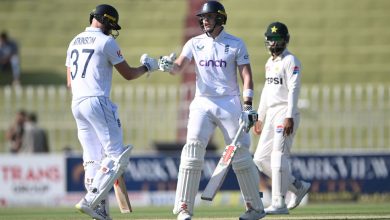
[265,21,289,40]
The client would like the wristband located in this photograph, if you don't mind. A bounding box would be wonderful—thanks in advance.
[243,89,254,98]
[243,100,252,105]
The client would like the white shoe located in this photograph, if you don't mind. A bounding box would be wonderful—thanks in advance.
[94,200,112,220]
[239,208,266,220]
[265,205,289,215]
[75,198,106,220]
[287,181,311,210]
[177,209,192,220]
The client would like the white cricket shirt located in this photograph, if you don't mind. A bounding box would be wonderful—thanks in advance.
[257,49,301,120]
[181,30,250,97]
[65,27,124,101]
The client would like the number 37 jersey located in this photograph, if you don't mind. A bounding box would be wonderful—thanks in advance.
[65,27,124,101]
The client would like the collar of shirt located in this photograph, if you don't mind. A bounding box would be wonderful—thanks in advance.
[85,27,102,33]
[206,29,226,42]
[272,48,290,61]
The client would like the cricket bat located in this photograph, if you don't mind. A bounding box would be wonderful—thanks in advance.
[201,122,246,201]
[113,175,132,213]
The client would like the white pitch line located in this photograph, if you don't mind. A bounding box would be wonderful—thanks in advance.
[136,216,390,220]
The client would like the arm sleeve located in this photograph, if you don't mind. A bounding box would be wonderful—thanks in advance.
[105,38,125,65]
[65,40,72,67]
[285,57,301,118]
[180,39,193,61]
[65,49,71,67]
[257,84,268,122]
[236,40,250,65]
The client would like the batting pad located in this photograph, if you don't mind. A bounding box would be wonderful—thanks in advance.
[85,145,133,209]
[83,160,100,190]
[232,148,264,212]
[173,142,205,215]
[83,161,110,214]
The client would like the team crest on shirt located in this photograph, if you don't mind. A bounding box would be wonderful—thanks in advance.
[196,44,205,51]
[293,66,300,74]
[224,44,230,54]
[117,50,123,58]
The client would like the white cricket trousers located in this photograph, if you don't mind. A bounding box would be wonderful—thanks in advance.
[72,96,125,162]
[186,95,250,147]
[253,105,300,172]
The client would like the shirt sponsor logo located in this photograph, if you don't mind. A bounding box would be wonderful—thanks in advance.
[293,66,300,74]
[199,59,227,67]
[266,77,283,85]
[196,45,205,51]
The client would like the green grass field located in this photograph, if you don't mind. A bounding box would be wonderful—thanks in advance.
[1,203,390,220]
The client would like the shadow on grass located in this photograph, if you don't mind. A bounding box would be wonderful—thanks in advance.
[0,70,65,86]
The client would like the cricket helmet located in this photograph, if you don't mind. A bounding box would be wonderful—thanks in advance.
[197,1,227,26]
[264,22,290,55]
[90,4,121,30]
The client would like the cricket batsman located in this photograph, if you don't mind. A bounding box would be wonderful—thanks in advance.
[158,1,265,219]
[65,4,158,220]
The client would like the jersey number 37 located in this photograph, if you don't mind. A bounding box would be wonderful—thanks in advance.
[70,49,95,80]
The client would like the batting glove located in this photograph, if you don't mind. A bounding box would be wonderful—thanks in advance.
[158,53,176,72]
[240,105,258,133]
[140,54,158,74]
